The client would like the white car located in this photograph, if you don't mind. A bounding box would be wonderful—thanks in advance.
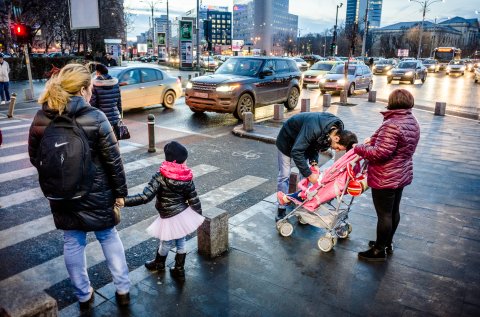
[446,60,466,75]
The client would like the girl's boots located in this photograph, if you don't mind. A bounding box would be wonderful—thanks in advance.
[170,253,186,281]
[144,249,167,271]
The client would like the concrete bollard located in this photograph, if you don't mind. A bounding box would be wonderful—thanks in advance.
[322,94,331,108]
[24,88,33,101]
[197,207,229,258]
[368,90,377,102]
[273,104,284,121]
[188,74,192,80]
[178,75,182,82]
[340,91,348,103]
[434,102,446,116]
[7,93,17,118]
[288,172,299,193]
[147,114,156,153]
[301,98,310,112]
[243,112,254,132]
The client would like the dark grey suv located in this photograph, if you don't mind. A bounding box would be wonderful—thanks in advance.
[185,57,302,120]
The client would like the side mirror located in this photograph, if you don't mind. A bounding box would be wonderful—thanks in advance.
[260,69,273,77]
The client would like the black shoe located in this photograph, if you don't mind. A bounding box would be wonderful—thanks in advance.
[275,208,286,222]
[79,290,94,311]
[115,292,130,306]
[368,240,394,254]
[144,251,167,271]
[358,247,387,262]
[170,253,186,282]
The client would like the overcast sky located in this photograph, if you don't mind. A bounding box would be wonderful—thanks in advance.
[124,0,480,40]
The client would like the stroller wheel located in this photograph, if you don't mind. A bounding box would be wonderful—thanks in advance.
[336,223,350,239]
[318,236,335,252]
[347,223,353,234]
[279,222,294,237]
[297,216,307,225]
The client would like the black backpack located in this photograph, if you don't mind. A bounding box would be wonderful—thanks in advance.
[36,110,96,200]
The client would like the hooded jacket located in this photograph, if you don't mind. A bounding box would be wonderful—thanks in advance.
[0,60,9,82]
[28,96,127,231]
[125,161,202,218]
[276,112,344,178]
[90,74,122,126]
[354,109,420,189]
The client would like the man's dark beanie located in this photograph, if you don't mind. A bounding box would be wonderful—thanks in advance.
[164,141,188,163]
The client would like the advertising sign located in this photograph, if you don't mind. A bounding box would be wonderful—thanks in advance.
[157,32,166,46]
[137,43,148,53]
[181,41,193,67]
[232,40,244,52]
[104,39,121,61]
[69,0,100,29]
[397,49,409,57]
[179,20,193,41]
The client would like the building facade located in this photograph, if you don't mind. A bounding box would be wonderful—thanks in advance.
[184,5,230,51]
[232,0,298,56]
[346,0,383,31]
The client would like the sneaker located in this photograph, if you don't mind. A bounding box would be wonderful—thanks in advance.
[0,101,5,105]
[115,292,130,306]
[358,247,387,262]
[368,240,394,254]
[79,288,95,311]
[276,191,288,205]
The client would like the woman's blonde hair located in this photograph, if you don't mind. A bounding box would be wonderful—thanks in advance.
[38,63,92,114]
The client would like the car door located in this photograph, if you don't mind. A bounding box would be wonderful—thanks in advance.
[118,69,143,110]
[363,65,372,87]
[354,66,364,89]
[140,68,162,107]
[254,59,277,104]
[274,59,291,102]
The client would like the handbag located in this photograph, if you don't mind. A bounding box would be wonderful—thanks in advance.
[117,120,130,140]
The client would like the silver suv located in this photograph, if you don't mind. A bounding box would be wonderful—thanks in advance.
[319,63,373,96]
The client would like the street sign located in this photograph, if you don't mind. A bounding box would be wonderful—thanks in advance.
[68,0,100,29]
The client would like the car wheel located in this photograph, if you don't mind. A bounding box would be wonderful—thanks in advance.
[387,78,392,84]
[421,74,426,83]
[347,83,355,96]
[475,78,478,83]
[162,90,176,108]
[462,72,464,76]
[366,81,373,92]
[284,86,299,110]
[234,93,254,120]
[410,76,415,84]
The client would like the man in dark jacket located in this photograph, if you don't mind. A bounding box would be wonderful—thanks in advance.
[102,53,118,67]
[90,63,122,139]
[275,112,354,221]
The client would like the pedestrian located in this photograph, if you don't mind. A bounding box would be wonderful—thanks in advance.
[102,53,118,67]
[369,57,374,68]
[0,53,10,105]
[28,63,131,310]
[275,112,357,221]
[354,89,420,262]
[122,141,204,282]
[90,63,122,139]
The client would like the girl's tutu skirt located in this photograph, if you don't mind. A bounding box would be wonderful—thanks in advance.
[146,207,205,241]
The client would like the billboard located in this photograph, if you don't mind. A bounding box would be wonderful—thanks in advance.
[180,41,193,67]
[137,44,148,53]
[232,40,244,52]
[157,32,166,46]
[179,20,193,41]
[68,0,100,29]
[397,49,409,57]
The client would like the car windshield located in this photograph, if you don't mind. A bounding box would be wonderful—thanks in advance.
[423,60,434,64]
[377,59,394,65]
[294,58,305,63]
[330,64,355,75]
[215,58,263,77]
[449,60,464,65]
[311,63,334,71]
[398,62,416,69]
[107,68,123,78]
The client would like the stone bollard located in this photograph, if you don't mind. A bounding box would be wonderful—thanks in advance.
[368,90,377,102]
[23,88,33,101]
[322,94,331,108]
[197,207,229,258]
[7,93,17,118]
[178,75,182,82]
[340,91,348,103]
[147,114,156,153]
[273,104,284,121]
[243,112,254,132]
[434,102,446,116]
[301,98,310,112]
[288,172,299,193]
[188,74,192,80]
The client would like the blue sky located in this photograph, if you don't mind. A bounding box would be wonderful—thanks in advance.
[124,0,480,40]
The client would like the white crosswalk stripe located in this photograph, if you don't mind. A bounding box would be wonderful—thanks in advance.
[0,140,27,149]
[1,124,31,131]
[0,120,22,125]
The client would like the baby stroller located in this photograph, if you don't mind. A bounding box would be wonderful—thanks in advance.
[276,149,368,252]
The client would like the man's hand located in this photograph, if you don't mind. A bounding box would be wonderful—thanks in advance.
[308,173,319,184]
[115,197,125,208]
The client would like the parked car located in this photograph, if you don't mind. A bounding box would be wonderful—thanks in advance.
[422,59,440,72]
[446,60,466,75]
[292,57,309,71]
[107,64,182,111]
[302,61,339,88]
[185,56,302,120]
[319,63,373,96]
[387,60,427,84]
[474,66,480,83]
[372,59,397,74]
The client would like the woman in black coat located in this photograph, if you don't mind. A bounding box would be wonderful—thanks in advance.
[28,64,130,309]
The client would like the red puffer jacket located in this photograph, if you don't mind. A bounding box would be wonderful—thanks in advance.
[354,109,420,189]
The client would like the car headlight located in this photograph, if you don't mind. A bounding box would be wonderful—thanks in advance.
[316,74,324,79]
[387,71,392,75]
[429,65,434,69]
[385,66,391,70]
[216,85,239,92]
[446,66,451,70]
[372,65,376,70]
[460,66,465,71]
[186,82,193,89]
[405,71,413,76]
[337,79,345,85]
[319,78,326,83]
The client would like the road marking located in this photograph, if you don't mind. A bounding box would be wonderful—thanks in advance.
[1,131,28,138]
[1,152,29,163]
[0,120,22,125]
[0,140,27,149]
[0,164,219,249]
[0,124,31,131]
[0,168,264,297]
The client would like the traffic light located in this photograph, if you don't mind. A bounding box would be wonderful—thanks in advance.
[12,23,31,44]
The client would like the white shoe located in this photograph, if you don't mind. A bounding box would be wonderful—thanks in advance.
[0,101,5,105]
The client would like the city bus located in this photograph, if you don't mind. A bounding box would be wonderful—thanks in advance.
[433,47,461,70]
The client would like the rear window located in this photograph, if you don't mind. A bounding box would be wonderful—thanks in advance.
[310,63,334,71]
[287,59,299,72]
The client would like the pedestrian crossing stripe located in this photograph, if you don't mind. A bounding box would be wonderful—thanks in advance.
[0,171,268,300]
[0,124,31,131]
[0,120,22,125]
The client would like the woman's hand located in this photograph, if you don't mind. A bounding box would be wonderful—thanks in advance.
[363,137,371,145]
[308,173,319,184]
[115,197,125,208]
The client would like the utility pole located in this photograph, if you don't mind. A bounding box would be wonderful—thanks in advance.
[166,0,169,59]
[361,0,370,57]
[331,2,343,56]
[196,0,200,70]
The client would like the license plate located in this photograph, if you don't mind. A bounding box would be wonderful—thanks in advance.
[193,92,208,98]
[393,77,401,80]
[325,83,337,88]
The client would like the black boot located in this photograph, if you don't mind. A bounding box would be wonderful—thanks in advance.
[368,240,394,255]
[170,253,186,281]
[144,249,167,271]
[358,247,387,262]
[275,208,286,222]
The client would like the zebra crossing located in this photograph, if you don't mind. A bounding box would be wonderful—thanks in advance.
[0,116,273,312]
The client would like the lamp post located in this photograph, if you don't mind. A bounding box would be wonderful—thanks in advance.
[331,2,343,56]
[141,0,161,54]
[409,0,445,59]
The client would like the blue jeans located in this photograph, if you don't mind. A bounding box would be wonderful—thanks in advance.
[277,150,293,210]
[0,82,9,102]
[63,227,131,302]
[158,237,186,256]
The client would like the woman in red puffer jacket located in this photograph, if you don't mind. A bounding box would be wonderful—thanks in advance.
[354,89,420,262]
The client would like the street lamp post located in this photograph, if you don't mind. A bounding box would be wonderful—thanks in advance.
[409,0,445,59]
[331,2,343,56]
[141,0,161,54]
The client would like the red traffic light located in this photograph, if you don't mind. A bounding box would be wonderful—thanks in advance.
[14,24,27,36]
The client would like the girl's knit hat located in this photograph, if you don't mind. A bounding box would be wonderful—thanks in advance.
[164,141,188,164]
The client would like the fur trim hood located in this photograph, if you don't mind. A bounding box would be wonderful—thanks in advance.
[92,74,119,87]
[159,161,193,181]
